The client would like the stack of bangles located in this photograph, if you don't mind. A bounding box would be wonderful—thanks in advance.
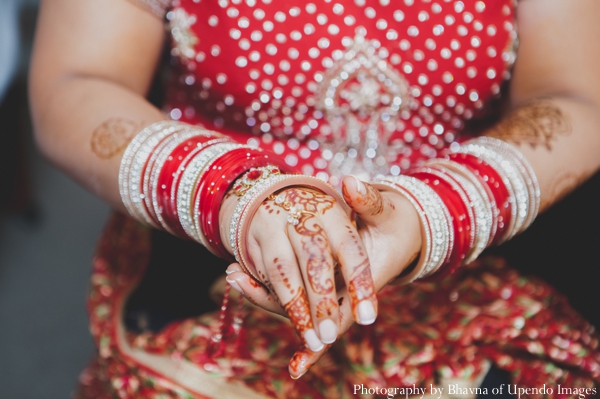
[373,136,540,284]
[119,122,538,284]
[118,120,346,276]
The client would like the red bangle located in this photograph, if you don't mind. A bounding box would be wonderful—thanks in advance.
[418,166,480,276]
[196,148,297,259]
[407,170,472,276]
[156,135,225,237]
[447,152,511,245]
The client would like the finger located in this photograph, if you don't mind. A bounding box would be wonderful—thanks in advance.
[342,175,395,226]
[225,265,284,315]
[289,289,354,379]
[225,263,244,275]
[250,201,325,351]
[287,212,340,345]
[258,235,325,352]
[321,207,378,325]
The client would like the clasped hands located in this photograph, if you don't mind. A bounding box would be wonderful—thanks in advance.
[220,176,422,379]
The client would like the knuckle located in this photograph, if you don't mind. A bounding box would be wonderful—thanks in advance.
[337,237,364,258]
[266,259,297,284]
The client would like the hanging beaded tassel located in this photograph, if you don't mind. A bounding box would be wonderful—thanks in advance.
[209,284,232,358]
[208,283,247,359]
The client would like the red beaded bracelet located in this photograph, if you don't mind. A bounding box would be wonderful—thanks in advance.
[407,169,472,276]
[196,148,298,259]
[447,152,512,245]
[140,133,179,228]
[156,135,227,237]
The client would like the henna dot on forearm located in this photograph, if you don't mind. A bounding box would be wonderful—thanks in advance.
[90,117,143,159]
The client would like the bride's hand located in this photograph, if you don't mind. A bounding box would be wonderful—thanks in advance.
[222,185,378,353]
[226,177,423,378]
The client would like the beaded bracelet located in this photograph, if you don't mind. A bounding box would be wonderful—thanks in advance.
[423,159,494,263]
[471,137,540,232]
[407,168,474,276]
[140,128,192,227]
[147,130,223,233]
[119,121,184,226]
[372,175,453,282]
[366,137,539,282]
[461,143,528,239]
[196,149,296,259]
[177,143,243,244]
[154,134,229,234]
[120,121,306,262]
[450,139,539,242]
[447,152,514,244]
[143,129,196,222]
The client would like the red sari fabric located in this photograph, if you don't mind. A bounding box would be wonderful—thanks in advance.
[74,1,600,397]
[75,214,600,398]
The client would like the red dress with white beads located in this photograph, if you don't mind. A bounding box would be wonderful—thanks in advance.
[164,0,516,185]
[73,1,600,398]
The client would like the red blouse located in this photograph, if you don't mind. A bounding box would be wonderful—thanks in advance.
[161,0,516,187]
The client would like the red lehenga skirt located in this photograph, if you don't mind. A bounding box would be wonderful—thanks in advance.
[73,212,600,399]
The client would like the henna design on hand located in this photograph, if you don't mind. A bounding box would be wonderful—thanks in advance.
[341,184,354,208]
[284,287,314,336]
[276,263,294,294]
[343,180,394,216]
[285,188,335,214]
[487,100,571,150]
[282,188,336,295]
[347,259,376,311]
[248,277,263,289]
[91,118,142,159]
[297,218,335,295]
[257,269,277,298]
[362,184,385,216]
[289,346,314,376]
[315,298,337,318]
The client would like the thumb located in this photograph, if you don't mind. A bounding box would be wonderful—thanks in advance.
[341,175,392,225]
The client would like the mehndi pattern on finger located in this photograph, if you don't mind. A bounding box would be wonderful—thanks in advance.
[269,188,336,295]
[283,287,314,337]
[315,298,338,319]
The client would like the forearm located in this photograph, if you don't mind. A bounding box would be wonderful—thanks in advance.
[485,97,600,213]
[30,0,167,211]
[31,75,165,211]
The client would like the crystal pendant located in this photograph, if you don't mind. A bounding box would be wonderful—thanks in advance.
[316,34,413,181]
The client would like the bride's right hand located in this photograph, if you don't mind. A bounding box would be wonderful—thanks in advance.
[225,176,423,378]
[220,185,378,353]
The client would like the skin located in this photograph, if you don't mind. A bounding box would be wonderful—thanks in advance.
[30,0,600,380]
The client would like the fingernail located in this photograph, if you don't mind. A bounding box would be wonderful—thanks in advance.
[226,277,244,294]
[356,300,376,325]
[351,175,367,195]
[226,264,242,274]
[303,329,325,352]
[318,319,338,344]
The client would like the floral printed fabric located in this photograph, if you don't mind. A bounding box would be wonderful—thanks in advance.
[72,213,600,398]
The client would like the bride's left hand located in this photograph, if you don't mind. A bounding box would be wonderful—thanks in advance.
[225,175,422,378]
